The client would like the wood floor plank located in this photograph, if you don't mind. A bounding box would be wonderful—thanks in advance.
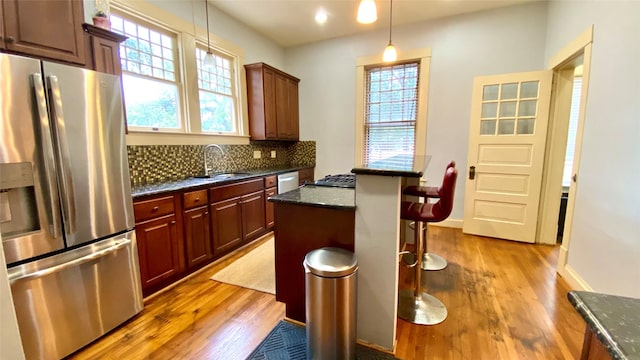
[69,228,583,360]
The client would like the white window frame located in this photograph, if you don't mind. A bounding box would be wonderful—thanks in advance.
[110,1,246,143]
[111,11,184,133]
[194,44,240,135]
[355,48,431,167]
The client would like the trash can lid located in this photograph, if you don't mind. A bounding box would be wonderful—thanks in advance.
[304,247,358,278]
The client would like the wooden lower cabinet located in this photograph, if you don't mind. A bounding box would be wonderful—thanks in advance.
[184,205,212,269]
[241,190,266,241]
[265,187,277,229]
[211,197,243,256]
[135,214,183,295]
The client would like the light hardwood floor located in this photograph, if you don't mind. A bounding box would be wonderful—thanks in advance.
[69,227,584,360]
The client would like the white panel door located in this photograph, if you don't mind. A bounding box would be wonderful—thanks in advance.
[463,71,552,243]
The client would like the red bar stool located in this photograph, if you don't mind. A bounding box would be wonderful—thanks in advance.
[398,166,457,325]
[402,161,456,271]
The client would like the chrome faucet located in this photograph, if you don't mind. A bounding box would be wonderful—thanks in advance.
[204,144,225,176]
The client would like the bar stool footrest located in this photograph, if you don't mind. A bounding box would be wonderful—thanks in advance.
[398,289,447,325]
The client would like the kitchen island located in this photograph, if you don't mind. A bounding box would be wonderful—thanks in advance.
[351,154,430,351]
[568,291,640,360]
[269,185,355,322]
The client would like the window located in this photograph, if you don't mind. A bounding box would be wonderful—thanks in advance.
[108,6,243,139]
[355,49,431,167]
[111,13,181,131]
[196,48,236,133]
[363,62,419,165]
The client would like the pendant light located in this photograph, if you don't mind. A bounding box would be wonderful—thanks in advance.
[204,0,215,68]
[357,0,377,24]
[382,0,397,62]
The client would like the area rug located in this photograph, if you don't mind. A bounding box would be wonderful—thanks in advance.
[246,320,400,360]
[210,236,275,294]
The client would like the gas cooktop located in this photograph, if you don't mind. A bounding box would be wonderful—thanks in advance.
[314,174,355,188]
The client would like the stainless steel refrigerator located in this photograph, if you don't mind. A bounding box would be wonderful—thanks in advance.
[0,53,143,359]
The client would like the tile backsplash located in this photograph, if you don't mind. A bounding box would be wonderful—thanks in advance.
[127,141,315,186]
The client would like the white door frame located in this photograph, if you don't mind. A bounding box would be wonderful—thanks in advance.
[537,26,594,291]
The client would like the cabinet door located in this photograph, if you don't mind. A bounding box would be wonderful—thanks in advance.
[135,214,182,291]
[265,187,277,229]
[184,206,212,269]
[211,197,243,255]
[286,78,300,140]
[91,36,122,75]
[2,0,85,64]
[242,190,266,241]
[263,68,278,138]
[275,73,289,139]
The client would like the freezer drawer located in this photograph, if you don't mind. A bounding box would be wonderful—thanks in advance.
[7,230,143,360]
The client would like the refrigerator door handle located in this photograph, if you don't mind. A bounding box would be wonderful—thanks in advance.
[47,75,77,233]
[8,239,132,283]
[31,73,63,239]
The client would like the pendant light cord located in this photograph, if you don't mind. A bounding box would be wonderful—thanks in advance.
[388,0,393,45]
[205,0,211,52]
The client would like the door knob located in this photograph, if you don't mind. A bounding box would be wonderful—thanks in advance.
[469,166,476,180]
[572,173,577,183]
[5,36,15,43]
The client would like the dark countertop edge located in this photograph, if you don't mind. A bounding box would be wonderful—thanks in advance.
[567,291,627,360]
[131,165,314,199]
[351,167,422,178]
[269,197,356,210]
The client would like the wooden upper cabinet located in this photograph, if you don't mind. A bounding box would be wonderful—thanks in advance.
[1,0,86,64]
[83,23,126,75]
[245,62,300,141]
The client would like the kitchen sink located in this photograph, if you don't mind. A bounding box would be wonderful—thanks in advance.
[192,172,250,180]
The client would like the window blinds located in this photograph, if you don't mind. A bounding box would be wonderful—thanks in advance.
[364,61,420,166]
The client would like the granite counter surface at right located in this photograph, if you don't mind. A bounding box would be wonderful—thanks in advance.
[568,290,640,360]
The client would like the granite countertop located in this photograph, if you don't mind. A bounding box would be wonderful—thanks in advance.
[268,185,355,210]
[131,166,312,199]
[351,154,431,178]
[568,291,640,360]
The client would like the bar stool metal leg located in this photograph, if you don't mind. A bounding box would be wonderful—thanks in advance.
[420,223,447,271]
[398,220,447,325]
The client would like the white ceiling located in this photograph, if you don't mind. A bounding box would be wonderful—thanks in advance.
[210,0,540,48]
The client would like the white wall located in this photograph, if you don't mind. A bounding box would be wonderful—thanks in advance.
[285,2,548,220]
[149,0,284,67]
[545,1,640,297]
[0,235,25,360]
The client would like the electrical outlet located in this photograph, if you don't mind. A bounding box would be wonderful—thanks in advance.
[253,150,261,159]
[271,150,276,158]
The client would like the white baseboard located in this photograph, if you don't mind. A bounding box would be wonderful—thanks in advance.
[428,218,463,229]
[558,263,592,291]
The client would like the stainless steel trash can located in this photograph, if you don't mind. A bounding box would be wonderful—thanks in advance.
[304,247,358,360]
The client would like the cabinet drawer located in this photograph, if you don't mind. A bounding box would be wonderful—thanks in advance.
[264,175,277,188]
[183,189,208,210]
[134,196,175,222]
[210,178,263,203]
[298,168,314,182]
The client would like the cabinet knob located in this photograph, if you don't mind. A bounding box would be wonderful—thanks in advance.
[204,212,209,215]
[152,206,159,212]
[170,220,176,225]
[5,36,15,43]
[194,197,200,202]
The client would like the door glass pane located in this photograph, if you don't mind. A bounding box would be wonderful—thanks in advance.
[483,85,499,101]
[518,100,537,116]
[498,119,515,135]
[480,120,496,135]
[481,102,498,118]
[517,118,535,134]
[500,101,517,117]
[501,83,518,99]
[520,81,539,98]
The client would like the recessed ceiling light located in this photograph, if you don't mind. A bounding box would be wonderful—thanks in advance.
[315,9,328,25]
